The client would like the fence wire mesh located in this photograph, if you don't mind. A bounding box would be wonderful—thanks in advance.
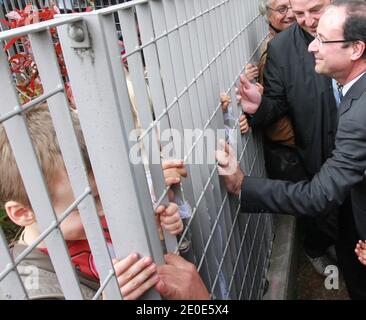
[0,0,275,300]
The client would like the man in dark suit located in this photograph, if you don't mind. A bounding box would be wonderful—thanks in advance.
[217,0,366,299]
[245,0,339,272]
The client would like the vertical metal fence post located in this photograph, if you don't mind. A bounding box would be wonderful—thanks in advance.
[57,12,163,299]
[28,29,122,300]
[0,42,84,300]
[134,1,198,264]
[0,229,28,300]
[148,0,213,291]
[173,0,235,299]
[117,6,178,253]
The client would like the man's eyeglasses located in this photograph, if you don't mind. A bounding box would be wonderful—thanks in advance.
[314,35,354,48]
[267,5,292,14]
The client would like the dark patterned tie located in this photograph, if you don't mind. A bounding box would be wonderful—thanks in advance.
[337,82,344,102]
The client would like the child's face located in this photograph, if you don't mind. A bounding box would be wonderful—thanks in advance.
[51,170,104,241]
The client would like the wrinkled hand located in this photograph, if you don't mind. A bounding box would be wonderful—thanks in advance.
[156,202,183,236]
[244,63,259,82]
[104,254,158,300]
[220,92,231,113]
[355,240,366,266]
[239,114,249,134]
[162,159,187,186]
[239,75,262,114]
[155,253,210,300]
[237,82,263,102]
[215,139,244,196]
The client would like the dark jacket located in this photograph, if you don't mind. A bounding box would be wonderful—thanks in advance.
[250,23,338,178]
[242,73,366,240]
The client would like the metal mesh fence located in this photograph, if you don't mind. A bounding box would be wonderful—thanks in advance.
[0,0,274,300]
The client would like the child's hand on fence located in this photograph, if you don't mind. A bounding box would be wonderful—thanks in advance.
[255,82,264,95]
[104,254,158,300]
[355,240,366,266]
[220,92,231,113]
[239,114,249,134]
[244,63,259,82]
[239,75,262,114]
[156,203,183,236]
[162,159,187,186]
[235,87,242,105]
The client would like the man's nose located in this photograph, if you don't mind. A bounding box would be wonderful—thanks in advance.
[308,38,318,53]
[304,13,314,26]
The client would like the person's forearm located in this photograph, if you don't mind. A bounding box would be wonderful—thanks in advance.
[248,96,286,128]
[240,118,366,216]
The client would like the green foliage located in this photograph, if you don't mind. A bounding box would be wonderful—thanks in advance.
[0,209,21,243]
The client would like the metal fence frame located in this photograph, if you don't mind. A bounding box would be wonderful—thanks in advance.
[0,0,274,300]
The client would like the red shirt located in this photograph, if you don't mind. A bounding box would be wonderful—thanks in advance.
[40,217,112,281]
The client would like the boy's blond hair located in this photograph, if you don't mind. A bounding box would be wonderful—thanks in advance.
[0,103,91,208]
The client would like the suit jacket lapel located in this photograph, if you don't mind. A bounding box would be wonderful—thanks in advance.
[338,73,366,117]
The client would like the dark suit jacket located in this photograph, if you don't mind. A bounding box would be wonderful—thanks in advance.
[250,23,338,177]
[241,73,366,239]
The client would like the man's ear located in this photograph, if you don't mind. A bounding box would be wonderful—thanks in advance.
[4,201,36,227]
[351,40,366,61]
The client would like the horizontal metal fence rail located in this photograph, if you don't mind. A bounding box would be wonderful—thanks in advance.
[0,0,275,300]
[0,0,131,13]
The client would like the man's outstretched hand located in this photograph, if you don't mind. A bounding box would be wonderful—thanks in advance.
[155,253,210,300]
